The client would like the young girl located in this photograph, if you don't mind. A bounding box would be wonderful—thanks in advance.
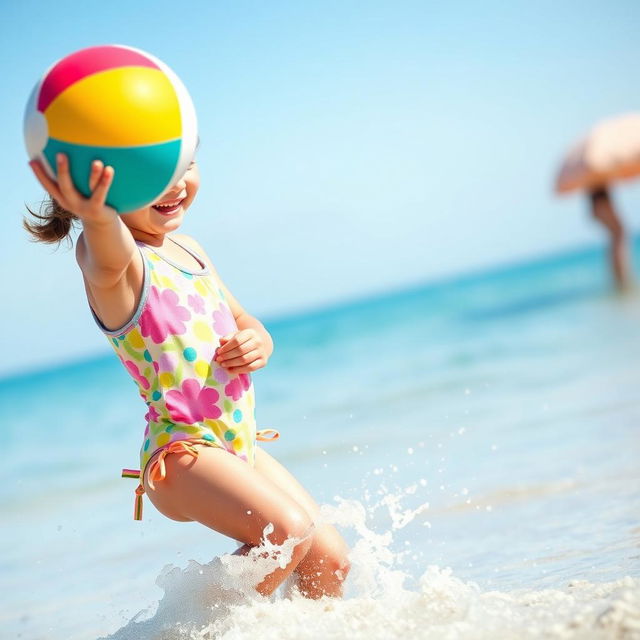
[26,153,351,599]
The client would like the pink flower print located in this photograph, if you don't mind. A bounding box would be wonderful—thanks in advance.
[212,302,236,337]
[159,352,177,373]
[140,286,191,344]
[224,373,251,401]
[145,405,160,422]
[165,379,222,424]
[123,359,150,389]
[214,367,229,384]
[188,294,205,314]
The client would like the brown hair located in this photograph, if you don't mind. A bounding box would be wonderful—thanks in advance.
[23,139,201,245]
[23,198,78,246]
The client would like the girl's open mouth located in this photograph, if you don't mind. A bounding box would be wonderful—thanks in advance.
[152,199,185,215]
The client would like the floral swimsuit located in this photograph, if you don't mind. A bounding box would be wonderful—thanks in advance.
[92,237,279,519]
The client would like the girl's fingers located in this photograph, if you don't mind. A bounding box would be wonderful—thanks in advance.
[89,165,114,205]
[219,349,261,369]
[88,160,104,191]
[30,157,116,219]
[29,159,65,203]
[227,358,265,374]
[216,339,256,361]
[54,153,81,203]
[217,331,255,355]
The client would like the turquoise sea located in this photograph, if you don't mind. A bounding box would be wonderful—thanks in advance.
[1,241,639,639]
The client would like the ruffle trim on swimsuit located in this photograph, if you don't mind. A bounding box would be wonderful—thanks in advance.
[121,429,281,521]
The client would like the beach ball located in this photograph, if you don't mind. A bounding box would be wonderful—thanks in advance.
[24,45,198,213]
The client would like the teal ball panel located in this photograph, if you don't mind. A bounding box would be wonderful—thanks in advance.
[42,139,182,213]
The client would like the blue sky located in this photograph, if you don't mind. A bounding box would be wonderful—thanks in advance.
[2,0,640,376]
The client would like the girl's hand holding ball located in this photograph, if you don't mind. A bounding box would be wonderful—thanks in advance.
[29,154,117,223]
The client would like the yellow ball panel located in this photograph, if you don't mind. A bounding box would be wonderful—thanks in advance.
[46,67,181,146]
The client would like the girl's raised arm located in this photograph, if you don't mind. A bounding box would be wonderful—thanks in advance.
[29,153,138,288]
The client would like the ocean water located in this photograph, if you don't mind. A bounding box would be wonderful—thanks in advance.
[1,242,639,640]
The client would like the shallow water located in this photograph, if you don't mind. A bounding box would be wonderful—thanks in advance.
[1,242,639,639]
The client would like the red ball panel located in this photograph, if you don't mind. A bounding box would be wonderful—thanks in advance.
[37,45,160,113]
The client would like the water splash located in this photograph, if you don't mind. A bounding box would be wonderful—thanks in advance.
[102,493,640,640]
[102,522,314,640]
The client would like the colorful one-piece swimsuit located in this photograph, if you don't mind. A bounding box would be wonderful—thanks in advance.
[92,237,279,519]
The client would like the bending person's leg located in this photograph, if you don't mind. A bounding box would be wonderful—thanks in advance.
[590,187,632,290]
[143,445,315,597]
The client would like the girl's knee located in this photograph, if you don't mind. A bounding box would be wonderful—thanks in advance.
[295,544,351,598]
[259,508,315,549]
[334,555,351,582]
[298,529,351,578]
[320,547,351,581]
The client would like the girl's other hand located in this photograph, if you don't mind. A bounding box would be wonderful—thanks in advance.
[29,153,117,223]
[215,329,269,374]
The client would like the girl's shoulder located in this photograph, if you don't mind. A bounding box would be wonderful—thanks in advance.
[170,233,212,266]
[169,234,223,284]
[170,234,248,320]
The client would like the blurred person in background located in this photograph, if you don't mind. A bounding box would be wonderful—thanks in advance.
[589,187,632,290]
[556,112,640,292]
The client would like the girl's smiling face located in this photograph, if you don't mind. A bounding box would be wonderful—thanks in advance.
[120,160,200,241]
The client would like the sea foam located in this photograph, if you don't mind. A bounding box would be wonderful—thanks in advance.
[102,496,640,640]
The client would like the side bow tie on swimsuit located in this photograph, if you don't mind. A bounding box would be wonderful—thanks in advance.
[122,428,280,520]
[90,237,280,520]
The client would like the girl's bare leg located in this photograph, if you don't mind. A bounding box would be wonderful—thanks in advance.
[253,447,351,599]
[143,446,315,597]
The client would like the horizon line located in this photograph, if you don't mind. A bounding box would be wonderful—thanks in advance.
[0,235,627,384]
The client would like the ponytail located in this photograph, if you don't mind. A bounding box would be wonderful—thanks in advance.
[23,198,78,246]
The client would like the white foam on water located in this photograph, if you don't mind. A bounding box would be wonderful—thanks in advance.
[102,496,640,640]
